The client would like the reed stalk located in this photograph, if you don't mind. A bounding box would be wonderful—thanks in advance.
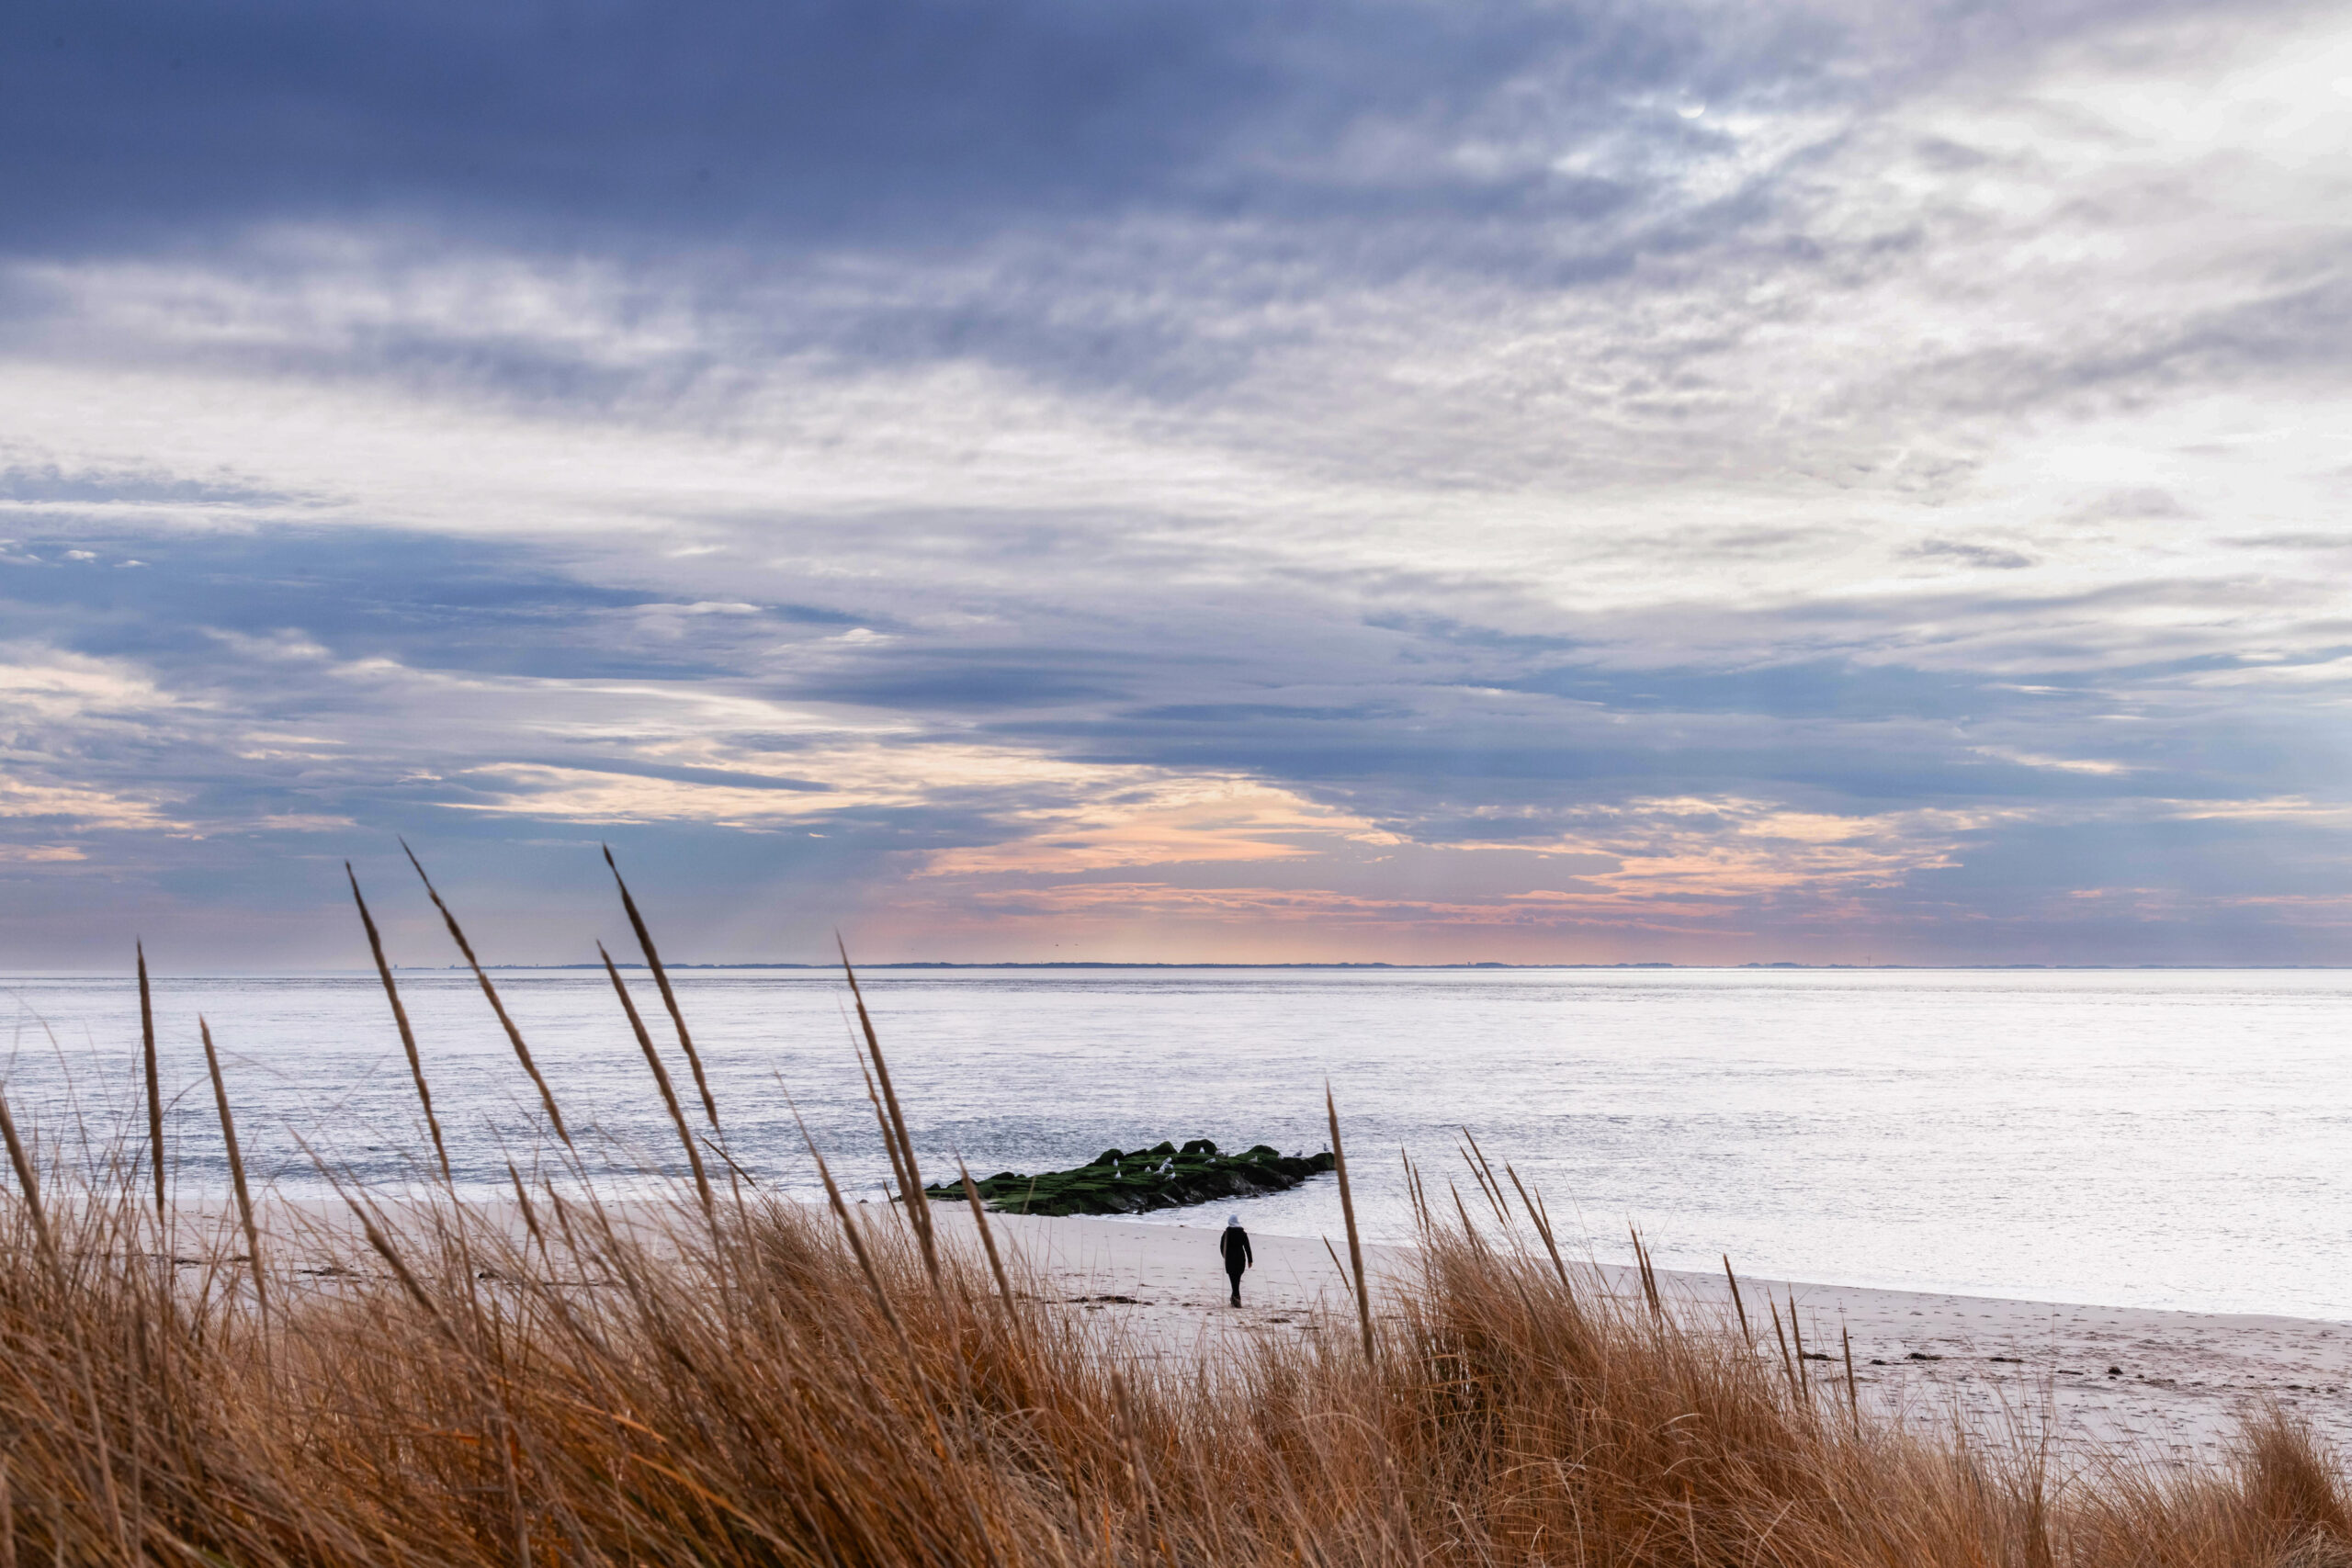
[956,1157,1016,1313]
[198,1017,267,1313]
[0,1089,50,1258]
[1842,1322,1860,1431]
[1788,1291,1813,1398]
[1505,1161,1572,1295]
[603,846,721,1134]
[1326,1081,1375,1365]
[1770,1298,1799,1397]
[138,942,164,1221]
[839,944,941,1287]
[347,865,452,1186]
[401,840,571,1146]
[597,942,715,1223]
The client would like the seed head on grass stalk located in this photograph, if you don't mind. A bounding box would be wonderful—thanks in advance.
[198,1018,266,1314]
[603,845,722,1136]
[1460,1127,1511,1229]
[838,940,941,1290]
[1505,1160,1573,1299]
[347,865,451,1187]
[137,942,164,1223]
[598,942,715,1226]
[401,840,572,1149]
[1788,1291,1813,1399]
[787,1098,902,1338]
[854,1048,916,1212]
[1325,1080,1375,1367]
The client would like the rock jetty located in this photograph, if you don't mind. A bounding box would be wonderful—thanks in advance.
[924,1139,1338,1217]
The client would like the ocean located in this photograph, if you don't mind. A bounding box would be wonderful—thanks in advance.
[4,965,2348,1319]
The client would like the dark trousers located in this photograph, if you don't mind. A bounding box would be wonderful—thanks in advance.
[1227,1267,1244,1305]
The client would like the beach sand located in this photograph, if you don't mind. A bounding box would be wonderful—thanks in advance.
[926,1210,2352,1467]
[150,1196,2352,1468]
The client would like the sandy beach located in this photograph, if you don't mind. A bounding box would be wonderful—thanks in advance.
[921,1211,2352,1464]
[148,1194,2352,1469]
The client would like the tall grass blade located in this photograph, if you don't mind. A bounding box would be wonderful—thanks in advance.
[598,942,715,1223]
[138,941,164,1221]
[1786,1292,1811,1397]
[1325,1081,1375,1365]
[788,1100,902,1336]
[838,941,941,1287]
[1770,1298,1798,1398]
[0,1087,51,1257]
[347,864,452,1186]
[603,845,721,1134]
[1459,1127,1511,1228]
[1842,1323,1860,1431]
[198,1017,266,1313]
[1630,1223,1662,1316]
[1505,1162,1571,1295]
[401,840,571,1146]
[956,1156,1017,1313]
[1322,1235,1357,1305]
[857,1052,915,1208]
[1449,1179,1483,1247]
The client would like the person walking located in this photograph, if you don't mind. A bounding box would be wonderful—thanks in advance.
[1219,1213,1252,1306]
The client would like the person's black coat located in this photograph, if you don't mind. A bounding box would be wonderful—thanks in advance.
[1220,1226,1252,1274]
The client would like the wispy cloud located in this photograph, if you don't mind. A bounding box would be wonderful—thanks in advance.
[2,0,2349,964]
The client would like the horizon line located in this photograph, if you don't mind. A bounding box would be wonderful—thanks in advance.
[474,960,2352,971]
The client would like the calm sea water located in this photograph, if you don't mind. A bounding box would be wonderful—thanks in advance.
[3,966,2348,1319]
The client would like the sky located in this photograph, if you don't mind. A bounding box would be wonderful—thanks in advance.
[3,0,2351,969]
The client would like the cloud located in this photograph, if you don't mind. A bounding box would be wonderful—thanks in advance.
[3,0,2352,964]
[1904,539,2036,570]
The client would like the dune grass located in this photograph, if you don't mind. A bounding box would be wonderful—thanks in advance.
[0,862,2346,1565]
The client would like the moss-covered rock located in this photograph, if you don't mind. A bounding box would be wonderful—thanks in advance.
[924,1139,1338,1216]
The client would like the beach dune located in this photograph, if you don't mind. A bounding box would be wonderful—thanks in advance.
[153,1193,2352,1466]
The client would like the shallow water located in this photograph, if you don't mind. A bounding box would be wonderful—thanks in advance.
[4,965,2350,1319]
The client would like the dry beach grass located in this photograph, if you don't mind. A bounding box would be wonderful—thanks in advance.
[0,859,2348,1565]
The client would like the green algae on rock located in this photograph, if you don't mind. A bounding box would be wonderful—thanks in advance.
[926,1139,1337,1216]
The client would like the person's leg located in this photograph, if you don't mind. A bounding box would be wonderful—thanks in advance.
[1227,1267,1242,1306]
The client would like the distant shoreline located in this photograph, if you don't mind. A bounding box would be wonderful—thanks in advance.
[14,962,2352,976]
[433,960,2352,971]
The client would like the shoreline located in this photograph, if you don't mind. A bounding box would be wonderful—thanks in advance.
[143,1196,2352,1466]
[920,1212,2352,1463]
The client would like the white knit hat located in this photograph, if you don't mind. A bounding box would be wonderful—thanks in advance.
[1227,1213,1242,1226]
